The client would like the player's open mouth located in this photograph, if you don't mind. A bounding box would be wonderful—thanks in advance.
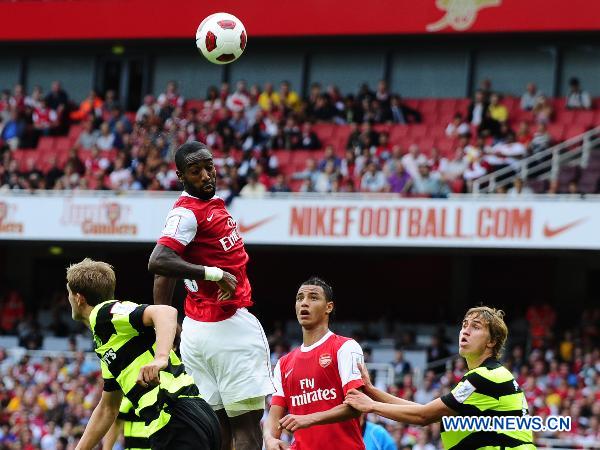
[300,310,310,316]
[202,184,214,191]
[460,337,468,345]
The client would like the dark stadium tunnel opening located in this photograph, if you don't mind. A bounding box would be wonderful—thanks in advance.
[0,241,594,337]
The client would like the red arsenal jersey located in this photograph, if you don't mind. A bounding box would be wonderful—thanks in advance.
[271,331,365,450]
[157,192,252,322]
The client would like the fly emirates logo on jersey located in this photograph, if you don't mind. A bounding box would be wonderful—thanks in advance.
[291,377,338,407]
[218,217,243,251]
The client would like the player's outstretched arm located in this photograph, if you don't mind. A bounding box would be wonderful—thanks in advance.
[345,391,454,426]
[136,305,178,388]
[358,363,419,406]
[75,390,122,450]
[263,404,289,450]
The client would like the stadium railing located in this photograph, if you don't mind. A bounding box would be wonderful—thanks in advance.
[473,126,600,194]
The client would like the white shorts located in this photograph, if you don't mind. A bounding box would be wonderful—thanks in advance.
[180,308,275,414]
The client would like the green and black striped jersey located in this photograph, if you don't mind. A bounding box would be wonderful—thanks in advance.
[90,300,200,437]
[118,397,150,450]
[440,357,536,450]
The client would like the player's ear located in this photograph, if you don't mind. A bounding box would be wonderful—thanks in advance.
[326,301,334,315]
[176,169,183,181]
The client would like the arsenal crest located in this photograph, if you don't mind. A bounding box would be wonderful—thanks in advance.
[319,353,332,368]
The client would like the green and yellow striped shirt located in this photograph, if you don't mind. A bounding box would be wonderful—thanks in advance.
[90,300,199,437]
[440,357,536,450]
[118,397,150,450]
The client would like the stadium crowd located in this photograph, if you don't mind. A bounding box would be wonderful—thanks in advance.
[0,77,597,197]
[0,285,598,449]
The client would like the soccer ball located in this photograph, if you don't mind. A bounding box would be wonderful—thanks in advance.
[196,13,247,65]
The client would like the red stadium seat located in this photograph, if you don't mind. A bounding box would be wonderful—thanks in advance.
[37,137,54,152]
[312,123,335,145]
[54,136,73,151]
[572,111,596,127]
[185,99,204,112]
[419,99,438,115]
[68,124,83,140]
[564,124,587,139]
[547,124,565,142]
[408,124,427,139]
[290,150,318,172]
[438,99,458,115]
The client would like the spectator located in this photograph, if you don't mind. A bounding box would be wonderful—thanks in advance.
[401,144,426,180]
[386,163,412,194]
[485,131,527,170]
[239,173,266,198]
[532,95,553,124]
[32,99,58,136]
[488,93,509,123]
[44,81,69,111]
[428,147,449,179]
[389,95,421,124]
[391,349,412,382]
[375,80,391,108]
[521,82,543,111]
[25,85,44,110]
[360,162,386,192]
[530,123,552,155]
[298,123,321,150]
[508,178,534,196]
[566,77,592,110]
[463,154,488,187]
[69,90,103,122]
[357,83,375,104]
[313,161,337,192]
[95,122,115,151]
[226,79,250,112]
[157,80,184,110]
[134,94,158,123]
[445,113,470,138]
[292,158,319,190]
[411,164,450,197]
[1,109,25,150]
[108,156,132,190]
[278,80,301,113]
[318,145,341,171]
[269,174,291,193]
[101,89,120,119]
[258,82,278,111]
[467,89,489,127]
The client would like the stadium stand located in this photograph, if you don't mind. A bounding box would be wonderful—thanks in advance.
[1,80,599,198]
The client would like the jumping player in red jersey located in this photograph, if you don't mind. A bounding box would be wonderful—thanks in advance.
[263,277,366,450]
[148,141,274,450]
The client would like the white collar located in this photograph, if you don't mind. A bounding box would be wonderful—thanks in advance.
[181,191,218,200]
[301,330,333,352]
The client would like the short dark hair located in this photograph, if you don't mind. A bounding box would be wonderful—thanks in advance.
[174,141,210,172]
[300,277,333,302]
[569,77,580,86]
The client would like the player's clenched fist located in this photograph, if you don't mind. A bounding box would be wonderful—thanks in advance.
[137,356,169,388]
[216,270,237,300]
[264,437,289,450]
[279,414,315,432]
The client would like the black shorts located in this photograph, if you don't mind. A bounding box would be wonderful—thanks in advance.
[150,397,221,450]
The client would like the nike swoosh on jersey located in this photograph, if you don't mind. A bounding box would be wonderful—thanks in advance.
[542,218,586,238]
[284,369,293,379]
[238,216,276,234]
[206,213,214,222]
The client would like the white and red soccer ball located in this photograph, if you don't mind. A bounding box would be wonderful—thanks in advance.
[196,13,247,65]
